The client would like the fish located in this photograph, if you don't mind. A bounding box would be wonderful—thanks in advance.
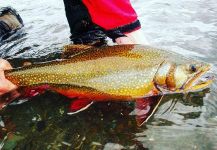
[3,44,213,124]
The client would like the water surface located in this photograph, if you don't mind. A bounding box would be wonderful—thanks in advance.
[1,0,217,149]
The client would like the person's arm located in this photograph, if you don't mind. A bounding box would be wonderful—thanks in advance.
[0,59,17,95]
[63,0,107,46]
[82,0,147,44]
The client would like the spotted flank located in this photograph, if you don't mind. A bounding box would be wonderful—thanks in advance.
[4,44,213,120]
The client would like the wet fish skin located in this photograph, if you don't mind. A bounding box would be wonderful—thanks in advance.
[5,44,211,100]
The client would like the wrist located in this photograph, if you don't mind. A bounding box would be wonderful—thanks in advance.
[104,20,141,42]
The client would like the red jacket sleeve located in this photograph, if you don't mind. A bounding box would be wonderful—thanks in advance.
[82,0,140,32]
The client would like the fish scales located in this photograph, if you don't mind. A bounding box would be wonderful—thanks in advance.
[5,45,211,98]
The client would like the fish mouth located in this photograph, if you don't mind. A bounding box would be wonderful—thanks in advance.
[182,65,214,92]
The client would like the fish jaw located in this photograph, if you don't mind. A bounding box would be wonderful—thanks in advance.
[154,60,213,93]
[181,64,213,92]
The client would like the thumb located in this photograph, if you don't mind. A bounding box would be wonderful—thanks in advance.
[0,59,12,70]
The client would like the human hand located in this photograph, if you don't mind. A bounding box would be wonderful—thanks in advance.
[115,36,134,45]
[115,29,149,45]
[0,59,17,95]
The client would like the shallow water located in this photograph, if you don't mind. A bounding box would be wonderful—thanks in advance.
[1,0,217,149]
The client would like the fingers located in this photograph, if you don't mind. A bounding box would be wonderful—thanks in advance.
[115,29,149,45]
[115,36,134,45]
[0,59,11,80]
[0,71,17,95]
[125,29,149,45]
[0,59,17,95]
[0,59,12,70]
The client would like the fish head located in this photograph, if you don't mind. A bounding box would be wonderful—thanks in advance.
[154,61,213,93]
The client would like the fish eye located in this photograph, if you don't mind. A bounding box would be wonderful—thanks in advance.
[189,64,197,72]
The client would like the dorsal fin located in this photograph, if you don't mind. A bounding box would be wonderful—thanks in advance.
[62,44,93,59]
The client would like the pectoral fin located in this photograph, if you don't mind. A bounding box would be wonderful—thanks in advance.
[20,85,50,98]
[0,89,21,109]
[135,95,163,126]
[68,98,94,115]
[0,85,49,109]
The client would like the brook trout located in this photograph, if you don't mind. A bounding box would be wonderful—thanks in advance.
[4,44,213,116]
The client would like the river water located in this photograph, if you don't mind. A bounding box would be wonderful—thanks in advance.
[0,0,217,149]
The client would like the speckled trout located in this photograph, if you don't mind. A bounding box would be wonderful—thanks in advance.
[4,44,213,116]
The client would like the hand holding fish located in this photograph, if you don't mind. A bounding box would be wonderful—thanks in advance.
[0,45,213,119]
[115,29,148,45]
[0,59,17,95]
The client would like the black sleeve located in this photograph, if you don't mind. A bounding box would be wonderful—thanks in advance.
[63,0,91,36]
[63,0,107,46]
[105,20,141,42]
